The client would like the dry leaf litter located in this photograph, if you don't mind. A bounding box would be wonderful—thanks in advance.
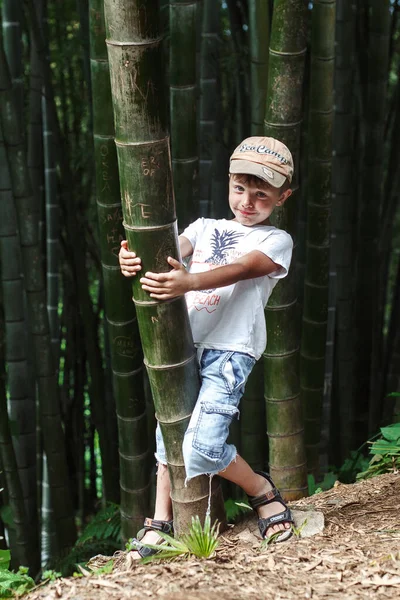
[26,472,400,600]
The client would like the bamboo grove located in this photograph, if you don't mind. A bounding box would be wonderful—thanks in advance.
[0,0,399,573]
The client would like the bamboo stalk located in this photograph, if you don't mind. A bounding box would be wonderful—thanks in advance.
[331,0,356,465]
[89,0,150,539]
[248,0,270,135]
[103,0,225,534]
[169,0,198,230]
[0,22,76,553]
[263,0,308,500]
[199,0,220,217]
[301,0,336,475]
[354,0,390,443]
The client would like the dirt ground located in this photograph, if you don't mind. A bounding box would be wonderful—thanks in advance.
[27,472,400,600]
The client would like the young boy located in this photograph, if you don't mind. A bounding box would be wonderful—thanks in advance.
[119,136,294,556]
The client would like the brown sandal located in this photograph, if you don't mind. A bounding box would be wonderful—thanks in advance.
[130,518,174,558]
[247,472,294,542]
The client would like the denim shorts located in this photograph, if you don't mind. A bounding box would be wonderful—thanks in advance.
[155,349,256,480]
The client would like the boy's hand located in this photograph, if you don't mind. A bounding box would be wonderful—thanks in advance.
[140,257,192,300]
[119,240,142,277]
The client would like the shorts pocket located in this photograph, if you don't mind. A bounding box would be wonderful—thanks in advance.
[193,401,239,459]
[220,353,256,395]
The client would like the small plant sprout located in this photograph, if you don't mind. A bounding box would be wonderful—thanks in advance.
[291,519,308,538]
[133,514,220,563]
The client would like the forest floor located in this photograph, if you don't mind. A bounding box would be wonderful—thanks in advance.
[27,472,400,600]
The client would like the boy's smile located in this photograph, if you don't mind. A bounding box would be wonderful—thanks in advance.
[229,177,291,227]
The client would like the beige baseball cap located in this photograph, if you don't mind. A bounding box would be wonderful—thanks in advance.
[229,136,294,188]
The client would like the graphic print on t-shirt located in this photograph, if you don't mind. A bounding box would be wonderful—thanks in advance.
[187,228,244,312]
[205,229,244,266]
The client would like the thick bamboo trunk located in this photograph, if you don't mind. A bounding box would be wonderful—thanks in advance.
[248,0,270,135]
[0,125,39,572]
[103,0,225,534]
[89,0,150,539]
[331,0,356,465]
[301,0,336,475]
[354,0,390,443]
[240,359,266,472]
[263,0,308,500]
[199,0,220,217]
[169,0,198,230]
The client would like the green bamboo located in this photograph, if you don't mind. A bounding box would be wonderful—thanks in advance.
[103,0,225,534]
[248,0,270,135]
[43,95,59,355]
[240,359,266,472]
[383,254,400,423]
[25,0,120,504]
[263,0,308,500]
[89,0,150,539]
[0,120,39,572]
[27,0,44,253]
[331,0,356,464]
[226,0,248,143]
[354,0,390,442]
[0,23,76,552]
[301,0,336,475]
[199,0,220,217]
[0,293,33,569]
[1,1,23,118]
[170,0,198,230]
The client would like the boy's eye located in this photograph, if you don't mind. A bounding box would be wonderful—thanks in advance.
[234,185,244,191]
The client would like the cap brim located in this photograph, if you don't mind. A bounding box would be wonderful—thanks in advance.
[229,159,286,188]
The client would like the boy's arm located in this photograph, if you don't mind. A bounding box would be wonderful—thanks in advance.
[140,250,281,300]
[119,235,193,277]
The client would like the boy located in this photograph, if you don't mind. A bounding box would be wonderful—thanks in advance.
[119,136,294,556]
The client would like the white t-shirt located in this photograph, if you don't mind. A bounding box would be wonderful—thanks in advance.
[182,218,293,360]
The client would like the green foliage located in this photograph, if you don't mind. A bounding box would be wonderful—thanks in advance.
[308,472,338,495]
[224,498,252,523]
[54,503,121,575]
[0,550,35,598]
[41,570,61,582]
[128,515,220,564]
[357,423,400,480]
[77,503,121,545]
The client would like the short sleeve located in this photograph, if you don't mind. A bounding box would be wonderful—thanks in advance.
[181,218,208,250]
[257,230,293,279]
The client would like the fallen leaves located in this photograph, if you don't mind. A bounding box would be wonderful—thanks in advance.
[24,472,400,600]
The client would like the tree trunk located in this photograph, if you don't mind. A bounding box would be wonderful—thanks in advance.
[263,0,308,499]
[103,0,226,535]
[0,22,76,553]
[170,0,198,230]
[301,0,336,475]
[89,0,151,540]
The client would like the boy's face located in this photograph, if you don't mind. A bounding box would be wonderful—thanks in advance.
[228,176,291,227]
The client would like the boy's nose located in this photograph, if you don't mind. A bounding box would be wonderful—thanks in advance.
[242,194,254,207]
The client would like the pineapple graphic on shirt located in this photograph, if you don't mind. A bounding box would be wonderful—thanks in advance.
[205,229,244,266]
[199,228,244,294]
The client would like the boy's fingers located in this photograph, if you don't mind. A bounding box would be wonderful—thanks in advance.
[120,239,128,248]
[120,248,137,259]
[141,272,167,282]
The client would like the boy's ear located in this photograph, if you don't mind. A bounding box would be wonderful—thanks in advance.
[277,188,292,206]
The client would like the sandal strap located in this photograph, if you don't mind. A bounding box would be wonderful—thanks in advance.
[143,517,174,535]
[258,508,294,539]
[248,471,284,509]
[248,487,281,509]
[130,538,160,559]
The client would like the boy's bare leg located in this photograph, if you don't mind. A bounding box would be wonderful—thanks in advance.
[218,455,291,537]
[130,463,173,557]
